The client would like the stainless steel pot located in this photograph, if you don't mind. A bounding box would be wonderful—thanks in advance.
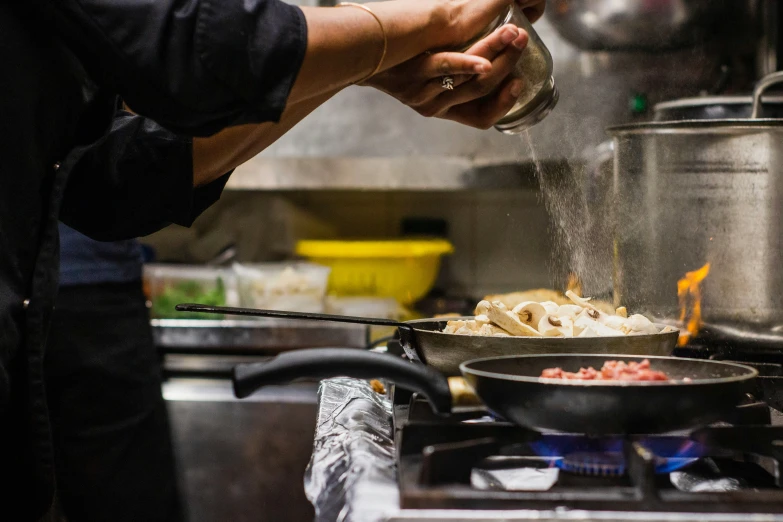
[606,72,783,330]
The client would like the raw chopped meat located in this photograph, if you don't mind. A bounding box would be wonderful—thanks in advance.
[540,359,671,381]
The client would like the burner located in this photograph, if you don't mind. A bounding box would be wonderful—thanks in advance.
[530,435,703,475]
[562,451,625,476]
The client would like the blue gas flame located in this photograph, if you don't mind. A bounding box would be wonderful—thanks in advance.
[529,435,704,475]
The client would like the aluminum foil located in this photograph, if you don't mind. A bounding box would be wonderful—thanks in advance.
[304,378,399,522]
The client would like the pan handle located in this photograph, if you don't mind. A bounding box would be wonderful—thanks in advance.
[175,303,410,330]
[232,348,452,413]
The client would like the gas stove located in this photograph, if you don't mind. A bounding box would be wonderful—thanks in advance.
[392,358,783,516]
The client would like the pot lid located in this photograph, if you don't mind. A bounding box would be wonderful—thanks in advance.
[607,118,783,135]
[612,72,783,132]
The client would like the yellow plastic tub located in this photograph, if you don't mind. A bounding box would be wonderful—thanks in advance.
[295,239,454,305]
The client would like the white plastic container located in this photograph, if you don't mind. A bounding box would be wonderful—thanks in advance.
[233,262,331,313]
[325,296,405,320]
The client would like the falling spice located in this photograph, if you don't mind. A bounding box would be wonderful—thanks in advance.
[676,263,711,346]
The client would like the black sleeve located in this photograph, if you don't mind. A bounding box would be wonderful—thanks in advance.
[34,0,307,136]
[59,111,230,241]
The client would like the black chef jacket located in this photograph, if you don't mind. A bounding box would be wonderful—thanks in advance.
[0,0,306,519]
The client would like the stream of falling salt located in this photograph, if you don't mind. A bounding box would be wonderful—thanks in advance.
[521,130,614,297]
[522,130,544,180]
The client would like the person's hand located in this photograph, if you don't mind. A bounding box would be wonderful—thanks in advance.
[422,0,547,49]
[372,0,514,55]
[366,24,528,129]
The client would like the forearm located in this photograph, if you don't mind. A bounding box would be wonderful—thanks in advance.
[288,0,513,105]
[288,3,438,103]
[192,89,341,186]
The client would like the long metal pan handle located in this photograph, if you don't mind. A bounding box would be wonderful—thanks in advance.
[175,303,411,330]
[232,348,452,413]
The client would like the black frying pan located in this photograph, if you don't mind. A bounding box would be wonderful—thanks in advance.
[232,350,757,435]
[175,304,679,376]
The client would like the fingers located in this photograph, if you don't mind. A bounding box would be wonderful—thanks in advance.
[417,24,522,80]
[419,52,491,77]
[466,24,525,61]
[435,24,525,95]
[443,77,523,129]
[431,39,525,110]
[406,23,518,105]
[399,51,490,106]
[410,26,525,118]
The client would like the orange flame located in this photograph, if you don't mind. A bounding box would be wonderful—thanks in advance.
[676,263,710,346]
[566,273,582,296]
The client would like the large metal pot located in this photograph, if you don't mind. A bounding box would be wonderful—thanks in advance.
[606,72,783,330]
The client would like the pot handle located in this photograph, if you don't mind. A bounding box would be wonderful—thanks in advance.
[232,348,453,413]
[751,71,783,118]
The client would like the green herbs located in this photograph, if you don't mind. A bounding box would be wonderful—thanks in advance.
[151,278,226,319]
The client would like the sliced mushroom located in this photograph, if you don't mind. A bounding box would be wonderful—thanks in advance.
[443,320,466,334]
[556,304,584,319]
[625,314,659,335]
[512,301,546,327]
[565,290,598,311]
[486,301,543,337]
[537,315,563,336]
[586,308,601,320]
[466,320,485,332]
[465,296,658,338]
[475,300,491,316]
[559,316,575,337]
[478,323,511,337]
[575,310,623,336]
[592,321,626,337]
[573,313,598,336]
[578,325,599,337]
[447,319,486,336]
[537,314,573,337]
[598,314,626,331]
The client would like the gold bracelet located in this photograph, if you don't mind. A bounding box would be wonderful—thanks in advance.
[337,2,388,83]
